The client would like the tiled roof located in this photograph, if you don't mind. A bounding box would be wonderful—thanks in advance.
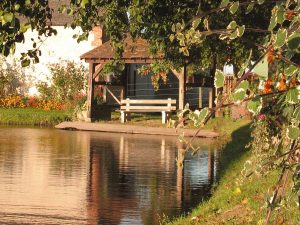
[18,0,73,26]
[81,38,162,61]
[49,0,73,25]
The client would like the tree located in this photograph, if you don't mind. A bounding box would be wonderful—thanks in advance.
[0,56,28,97]
[37,61,87,102]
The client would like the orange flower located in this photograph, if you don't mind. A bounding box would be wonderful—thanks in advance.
[289,77,299,88]
[267,48,275,64]
[287,11,296,20]
[278,74,287,91]
[264,78,273,94]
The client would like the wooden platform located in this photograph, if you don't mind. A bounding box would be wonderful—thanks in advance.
[55,121,219,138]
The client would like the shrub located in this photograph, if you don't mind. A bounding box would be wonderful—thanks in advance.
[37,61,87,102]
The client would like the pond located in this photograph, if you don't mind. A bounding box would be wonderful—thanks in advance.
[0,127,220,225]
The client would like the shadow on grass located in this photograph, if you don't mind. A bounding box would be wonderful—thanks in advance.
[216,123,252,181]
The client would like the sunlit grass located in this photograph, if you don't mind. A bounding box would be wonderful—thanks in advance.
[0,108,72,127]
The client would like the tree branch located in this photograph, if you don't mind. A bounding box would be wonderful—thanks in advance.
[265,140,297,225]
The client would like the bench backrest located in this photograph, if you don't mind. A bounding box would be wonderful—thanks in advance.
[120,98,176,111]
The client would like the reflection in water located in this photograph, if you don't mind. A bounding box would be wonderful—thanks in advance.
[0,127,219,225]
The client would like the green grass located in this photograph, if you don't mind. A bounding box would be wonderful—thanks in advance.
[97,112,170,127]
[0,108,72,127]
[100,112,249,131]
[167,118,300,225]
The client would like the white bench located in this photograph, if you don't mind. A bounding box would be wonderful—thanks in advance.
[119,98,176,124]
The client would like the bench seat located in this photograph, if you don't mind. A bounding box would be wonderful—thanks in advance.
[118,98,176,124]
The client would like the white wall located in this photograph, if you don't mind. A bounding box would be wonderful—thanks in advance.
[10,26,94,95]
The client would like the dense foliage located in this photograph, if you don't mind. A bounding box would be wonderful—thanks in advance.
[37,61,87,102]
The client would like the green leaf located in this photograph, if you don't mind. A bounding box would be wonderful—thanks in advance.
[293,106,300,121]
[288,32,300,52]
[80,0,89,8]
[21,59,30,67]
[237,50,252,77]
[237,25,245,37]
[277,5,285,24]
[176,23,182,31]
[285,65,298,77]
[274,28,287,49]
[169,34,175,42]
[286,88,299,104]
[233,90,246,104]
[177,33,184,42]
[2,13,14,24]
[171,24,176,32]
[219,34,228,40]
[14,4,21,11]
[20,23,31,33]
[214,69,225,88]
[246,3,255,14]
[203,18,209,30]
[236,80,249,91]
[198,107,209,123]
[220,0,230,8]
[268,14,277,31]
[189,107,209,127]
[247,97,262,114]
[227,21,237,30]
[257,0,265,4]
[179,47,189,56]
[287,126,300,140]
[192,18,201,29]
[229,29,238,40]
[229,2,239,14]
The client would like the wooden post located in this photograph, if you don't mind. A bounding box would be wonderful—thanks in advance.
[86,63,96,122]
[198,87,203,108]
[209,88,213,109]
[162,111,166,124]
[178,67,186,110]
[120,87,125,101]
[102,86,107,103]
[215,87,223,117]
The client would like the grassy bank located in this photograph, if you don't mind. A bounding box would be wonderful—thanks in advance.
[0,108,72,127]
[167,118,299,225]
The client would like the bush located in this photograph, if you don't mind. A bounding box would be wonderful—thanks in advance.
[37,61,87,102]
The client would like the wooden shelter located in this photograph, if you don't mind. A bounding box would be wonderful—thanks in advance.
[80,38,214,122]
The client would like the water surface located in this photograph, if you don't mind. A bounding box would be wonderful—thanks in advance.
[0,127,219,225]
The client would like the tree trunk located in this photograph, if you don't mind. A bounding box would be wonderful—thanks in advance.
[210,56,217,117]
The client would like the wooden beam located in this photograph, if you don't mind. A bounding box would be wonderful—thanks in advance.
[121,99,176,104]
[92,64,104,80]
[198,87,203,108]
[86,63,96,122]
[105,86,121,105]
[85,58,159,64]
